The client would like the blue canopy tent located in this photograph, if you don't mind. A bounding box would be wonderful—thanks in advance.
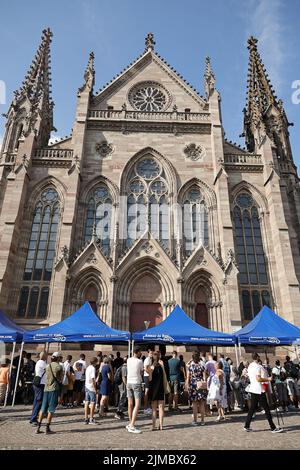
[0,310,25,343]
[0,310,26,407]
[23,301,130,344]
[132,304,236,346]
[234,305,300,346]
[11,302,130,408]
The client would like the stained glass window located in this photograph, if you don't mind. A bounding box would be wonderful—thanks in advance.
[84,185,112,255]
[126,157,169,248]
[182,188,209,257]
[17,187,61,319]
[233,192,272,320]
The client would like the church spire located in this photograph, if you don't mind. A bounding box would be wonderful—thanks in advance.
[245,36,277,126]
[16,27,53,111]
[78,51,95,95]
[204,56,216,98]
[243,36,293,161]
[1,28,54,154]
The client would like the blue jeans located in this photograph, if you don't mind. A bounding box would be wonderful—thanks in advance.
[30,384,45,423]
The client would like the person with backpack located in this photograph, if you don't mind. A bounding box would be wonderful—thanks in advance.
[272,360,288,412]
[36,352,63,434]
[114,356,128,420]
[284,356,300,408]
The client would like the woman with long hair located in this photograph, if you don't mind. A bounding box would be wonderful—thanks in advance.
[146,351,169,431]
[186,352,207,426]
[207,361,227,421]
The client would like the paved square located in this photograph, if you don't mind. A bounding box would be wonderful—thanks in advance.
[0,405,299,450]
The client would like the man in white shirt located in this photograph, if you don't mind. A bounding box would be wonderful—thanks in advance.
[143,349,153,415]
[60,355,72,407]
[30,351,47,425]
[84,357,98,425]
[73,353,86,406]
[244,353,283,433]
[126,346,144,434]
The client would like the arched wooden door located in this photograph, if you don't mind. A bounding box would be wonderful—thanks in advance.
[129,274,163,332]
[194,286,209,328]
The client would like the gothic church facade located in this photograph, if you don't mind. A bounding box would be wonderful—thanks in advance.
[1,30,300,334]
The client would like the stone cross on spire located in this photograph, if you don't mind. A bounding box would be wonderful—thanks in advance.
[204,56,216,98]
[145,32,155,52]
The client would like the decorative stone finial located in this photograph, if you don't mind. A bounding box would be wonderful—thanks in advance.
[145,32,155,52]
[204,56,216,98]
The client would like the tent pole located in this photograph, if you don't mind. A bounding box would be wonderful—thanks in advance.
[127,340,131,358]
[131,340,134,357]
[46,342,50,354]
[238,340,242,358]
[12,341,24,407]
[234,344,239,367]
[3,341,16,408]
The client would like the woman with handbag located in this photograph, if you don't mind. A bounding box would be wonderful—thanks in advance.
[207,361,227,421]
[146,351,169,431]
[186,352,207,426]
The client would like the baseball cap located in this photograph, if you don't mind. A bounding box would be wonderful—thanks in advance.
[51,352,59,358]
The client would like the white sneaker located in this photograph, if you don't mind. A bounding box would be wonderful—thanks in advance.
[127,426,142,434]
[191,421,199,426]
[271,427,284,433]
[89,419,97,425]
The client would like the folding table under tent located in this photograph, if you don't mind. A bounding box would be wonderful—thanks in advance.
[132,304,236,347]
[0,310,26,407]
[12,302,131,407]
[233,305,300,347]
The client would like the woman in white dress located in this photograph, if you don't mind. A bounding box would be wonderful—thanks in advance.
[207,361,227,421]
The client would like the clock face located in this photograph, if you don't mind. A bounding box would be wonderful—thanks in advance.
[136,158,160,180]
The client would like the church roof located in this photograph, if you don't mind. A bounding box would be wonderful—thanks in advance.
[93,33,207,108]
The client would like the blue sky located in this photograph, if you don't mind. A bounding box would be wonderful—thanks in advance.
[1,0,300,164]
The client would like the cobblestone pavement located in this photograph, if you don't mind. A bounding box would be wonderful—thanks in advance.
[0,405,299,450]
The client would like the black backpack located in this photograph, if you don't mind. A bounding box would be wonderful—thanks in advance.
[114,365,123,386]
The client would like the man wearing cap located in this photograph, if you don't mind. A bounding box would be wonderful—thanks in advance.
[36,352,63,434]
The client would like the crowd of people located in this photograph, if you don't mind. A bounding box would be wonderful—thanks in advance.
[0,346,299,435]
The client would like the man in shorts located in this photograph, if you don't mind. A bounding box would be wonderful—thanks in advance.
[168,351,183,412]
[36,352,63,434]
[126,347,144,434]
[84,357,98,425]
[73,353,86,406]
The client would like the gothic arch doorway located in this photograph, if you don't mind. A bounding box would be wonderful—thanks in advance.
[84,284,99,313]
[194,286,209,328]
[129,274,163,332]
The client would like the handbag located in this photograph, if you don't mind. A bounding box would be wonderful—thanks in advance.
[33,370,45,387]
[197,380,207,390]
[162,366,171,395]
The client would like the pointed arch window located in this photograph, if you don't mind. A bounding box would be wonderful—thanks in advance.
[84,185,112,256]
[233,192,271,320]
[182,188,209,257]
[125,156,170,248]
[17,187,61,318]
